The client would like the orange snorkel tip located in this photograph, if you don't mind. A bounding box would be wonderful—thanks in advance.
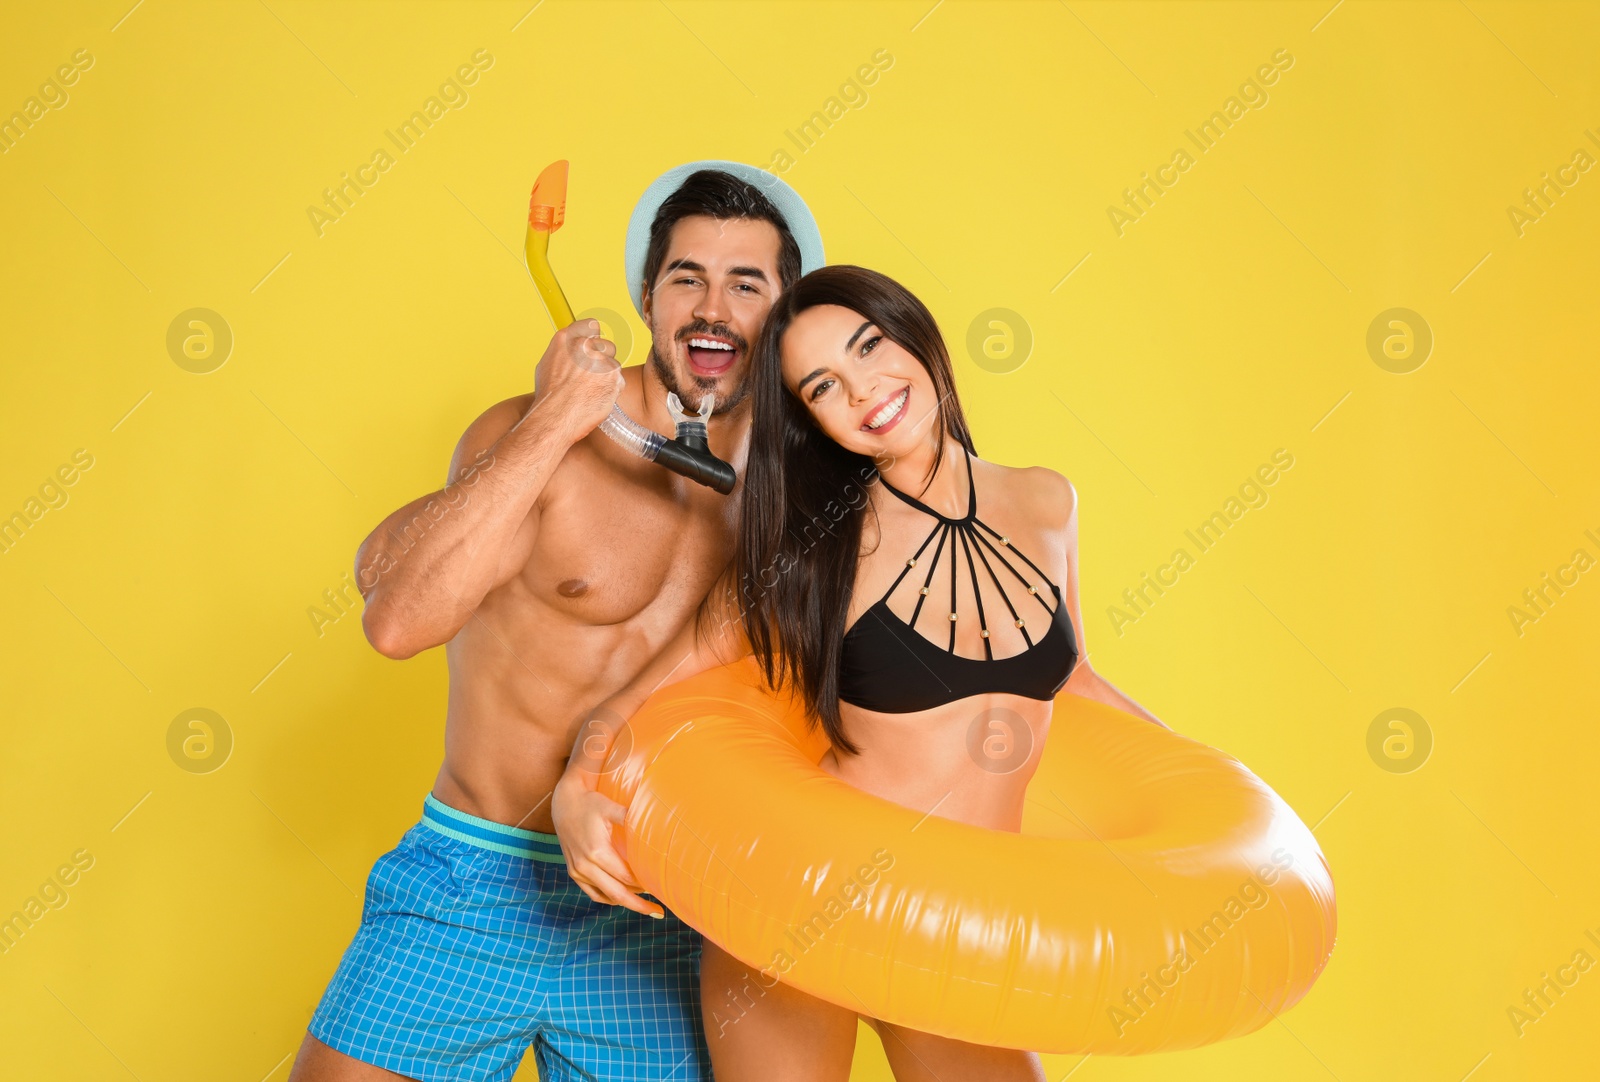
[528,160,568,231]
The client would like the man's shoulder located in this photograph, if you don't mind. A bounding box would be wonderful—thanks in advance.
[447,393,535,480]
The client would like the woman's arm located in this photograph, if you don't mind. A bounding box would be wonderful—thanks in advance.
[1047,470,1171,730]
[551,573,750,913]
[1068,666,1169,729]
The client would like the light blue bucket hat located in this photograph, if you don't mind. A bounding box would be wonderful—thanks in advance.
[623,160,825,319]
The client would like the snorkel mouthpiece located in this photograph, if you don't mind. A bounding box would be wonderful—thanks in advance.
[660,393,737,494]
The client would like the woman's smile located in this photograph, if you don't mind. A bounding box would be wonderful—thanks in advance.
[861,386,910,433]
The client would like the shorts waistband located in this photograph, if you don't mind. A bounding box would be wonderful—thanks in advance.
[421,793,566,864]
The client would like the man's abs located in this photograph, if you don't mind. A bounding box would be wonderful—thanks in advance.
[429,436,736,833]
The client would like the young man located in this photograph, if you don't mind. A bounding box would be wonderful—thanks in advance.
[288,163,824,1082]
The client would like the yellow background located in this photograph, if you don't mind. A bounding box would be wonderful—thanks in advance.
[2,1,1597,1079]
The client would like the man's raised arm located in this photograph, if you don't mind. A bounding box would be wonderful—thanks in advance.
[355,321,622,659]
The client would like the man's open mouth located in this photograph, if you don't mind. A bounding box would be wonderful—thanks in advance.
[684,335,740,376]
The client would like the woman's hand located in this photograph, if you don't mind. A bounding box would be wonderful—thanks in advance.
[551,773,664,918]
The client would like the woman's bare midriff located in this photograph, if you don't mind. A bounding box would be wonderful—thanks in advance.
[820,691,1053,833]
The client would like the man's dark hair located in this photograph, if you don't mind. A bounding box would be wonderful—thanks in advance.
[640,170,803,309]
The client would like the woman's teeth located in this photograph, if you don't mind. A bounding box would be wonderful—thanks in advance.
[864,388,909,430]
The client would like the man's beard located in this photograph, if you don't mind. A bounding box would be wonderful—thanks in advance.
[647,323,752,417]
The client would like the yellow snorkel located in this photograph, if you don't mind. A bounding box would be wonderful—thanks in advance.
[524,161,575,327]
[523,161,736,495]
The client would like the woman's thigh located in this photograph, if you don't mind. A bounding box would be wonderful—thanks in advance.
[868,1018,1047,1082]
[698,938,859,1082]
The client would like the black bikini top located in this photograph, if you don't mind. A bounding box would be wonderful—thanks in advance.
[839,448,1078,714]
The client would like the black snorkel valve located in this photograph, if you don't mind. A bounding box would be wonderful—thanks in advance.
[658,392,737,495]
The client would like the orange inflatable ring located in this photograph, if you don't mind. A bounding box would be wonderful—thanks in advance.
[599,658,1337,1053]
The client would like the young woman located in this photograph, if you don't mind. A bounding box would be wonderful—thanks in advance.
[553,265,1167,1081]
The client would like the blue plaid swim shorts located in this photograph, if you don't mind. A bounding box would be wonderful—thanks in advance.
[307,793,712,1081]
